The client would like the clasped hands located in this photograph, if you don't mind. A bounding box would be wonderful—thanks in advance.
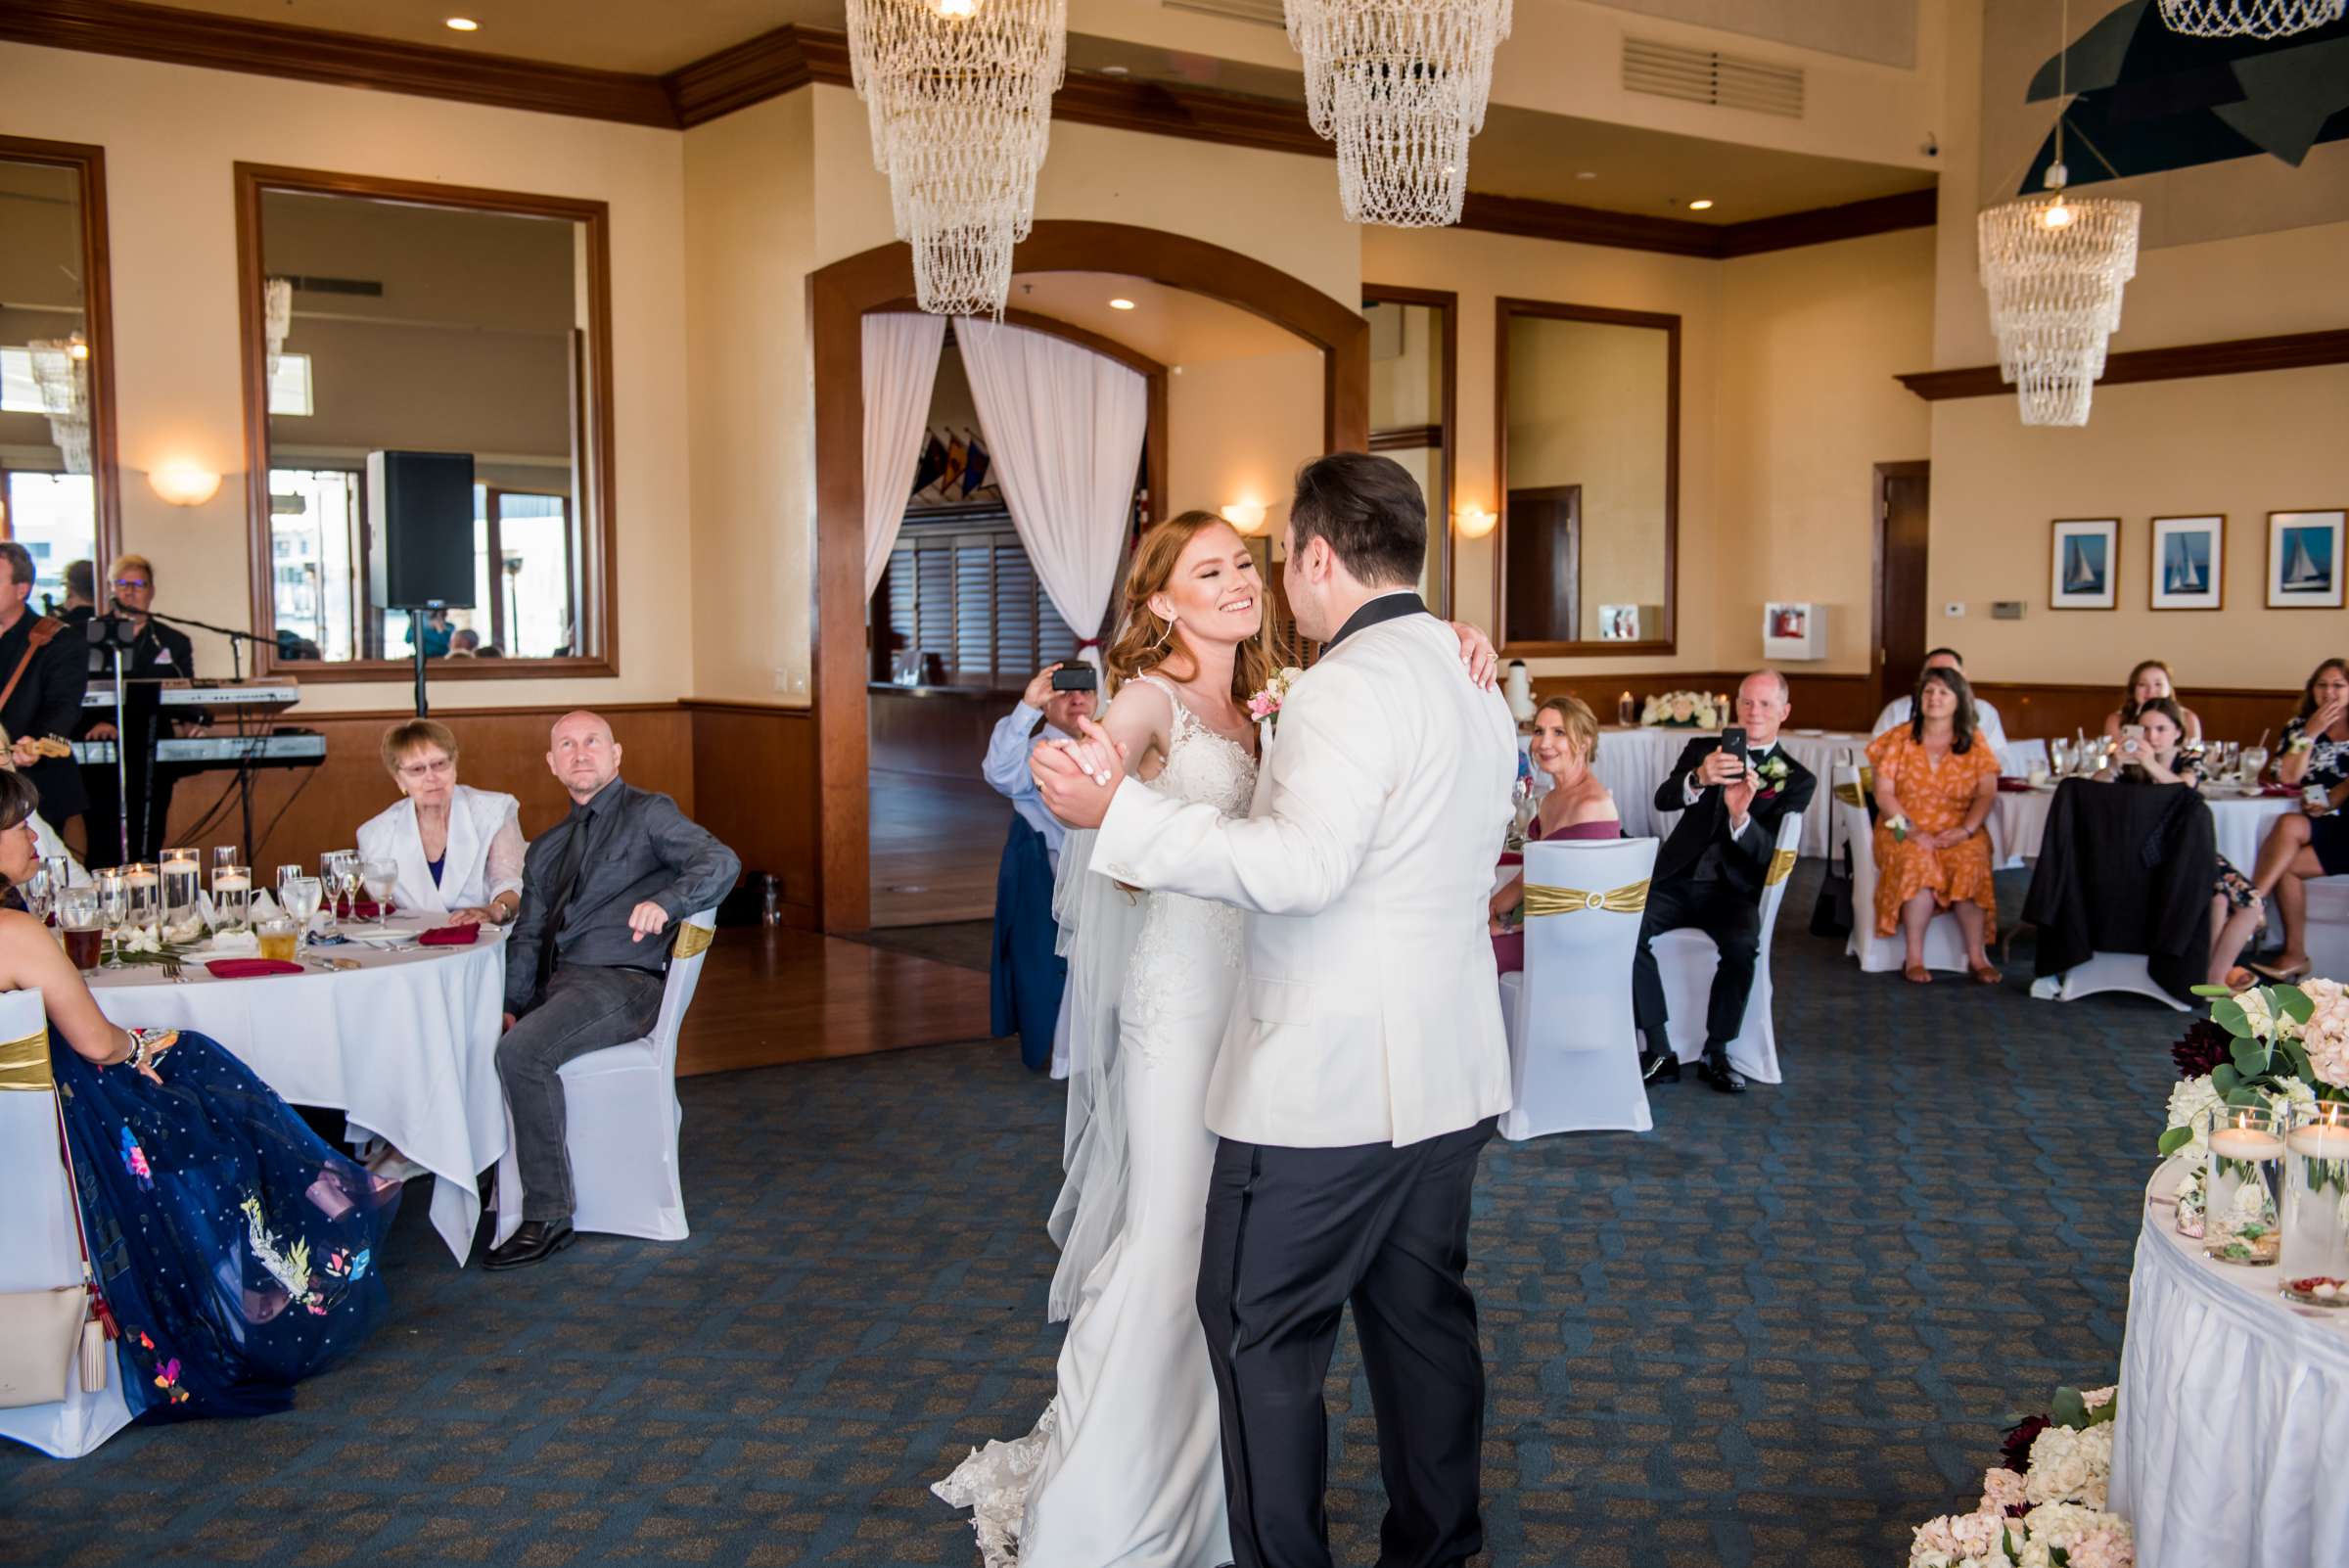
[1033,717,1128,831]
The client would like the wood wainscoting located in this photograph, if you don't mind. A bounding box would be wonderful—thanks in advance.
[1532,671,1877,734]
[683,700,819,927]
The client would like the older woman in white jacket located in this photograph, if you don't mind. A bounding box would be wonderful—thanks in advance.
[355,718,526,924]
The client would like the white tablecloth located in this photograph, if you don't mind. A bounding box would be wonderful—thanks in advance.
[1990,789,2295,870]
[88,923,510,1265]
[1546,726,1865,858]
[2111,1158,2349,1568]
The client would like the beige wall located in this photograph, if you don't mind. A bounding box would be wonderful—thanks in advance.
[0,40,690,715]
[1503,315,1672,622]
[1168,346,1324,541]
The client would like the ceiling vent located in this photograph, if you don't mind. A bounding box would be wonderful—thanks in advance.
[1622,35,1804,118]
[1161,0,1289,29]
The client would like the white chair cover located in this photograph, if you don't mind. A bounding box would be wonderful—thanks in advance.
[1836,756,1972,976]
[2306,875,2349,979]
[1651,812,1804,1084]
[1497,837,1659,1140]
[492,910,719,1247]
[2039,950,2191,1013]
[0,989,134,1458]
[2003,737,2050,775]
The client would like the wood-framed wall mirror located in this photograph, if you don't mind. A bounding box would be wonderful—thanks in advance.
[1493,298,1679,655]
[1362,287,1456,617]
[234,164,618,680]
[0,136,120,611]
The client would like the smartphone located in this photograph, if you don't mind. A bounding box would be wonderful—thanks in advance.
[1719,726,1747,762]
[1050,665,1097,692]
[2122,722,2146,754]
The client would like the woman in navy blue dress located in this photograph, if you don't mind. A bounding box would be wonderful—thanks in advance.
[0,770,395,1421]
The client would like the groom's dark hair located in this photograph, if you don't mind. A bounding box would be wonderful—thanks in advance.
[1290,452,1427,588]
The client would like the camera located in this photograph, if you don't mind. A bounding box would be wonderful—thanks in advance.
[1050,665,1097,693]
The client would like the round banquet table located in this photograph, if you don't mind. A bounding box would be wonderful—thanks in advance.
[2110,1157,2349,1568]
[87,921,509,1265]
[1990,787,2296,871]
[1530,726,1865,857]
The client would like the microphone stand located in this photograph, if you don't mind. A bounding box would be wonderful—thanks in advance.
[137,610,283,864]
[105,642,130,868]
[147,611,276,684]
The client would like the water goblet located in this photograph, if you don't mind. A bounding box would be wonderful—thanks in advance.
[95,871,127,970]
[284,875,323,938]
[360,858,398,927]
[21,866,53,927]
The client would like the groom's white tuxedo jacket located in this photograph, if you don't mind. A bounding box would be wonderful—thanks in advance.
[1092,604,1517,1149]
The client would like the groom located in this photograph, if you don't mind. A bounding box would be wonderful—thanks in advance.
[1035,453,1517,1568]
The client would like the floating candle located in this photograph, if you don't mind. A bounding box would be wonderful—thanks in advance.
[2210,1126,2284,1161]
[2287,1124,2349,1160]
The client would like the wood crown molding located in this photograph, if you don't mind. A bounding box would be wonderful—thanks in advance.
[1899,329,2349,401]
[4,4,1937,260]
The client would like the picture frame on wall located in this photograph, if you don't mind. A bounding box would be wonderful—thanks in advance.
[2149,515,2223,611]
[2267,510,2344,610]
[2050,518,2118,610]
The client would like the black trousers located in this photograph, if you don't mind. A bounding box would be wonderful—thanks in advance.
[1630,875,1763,1054]
[1196,1116,1497,1568]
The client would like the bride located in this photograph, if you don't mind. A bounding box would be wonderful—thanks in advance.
[935,512,1495,1567]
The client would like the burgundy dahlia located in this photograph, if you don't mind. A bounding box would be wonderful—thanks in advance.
[2173,1019,2231,1081]
[2001,1414,2051,1475]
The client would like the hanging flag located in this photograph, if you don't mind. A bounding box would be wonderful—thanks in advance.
[961,428,991,498]
[910,430,948,500]
[942,431,969,498]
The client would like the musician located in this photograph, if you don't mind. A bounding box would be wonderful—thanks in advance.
[0,541,90,831]
[75,554,198,866]
[59,560,97,627]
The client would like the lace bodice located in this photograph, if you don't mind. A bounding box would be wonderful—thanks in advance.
[1123,675,1257,1032]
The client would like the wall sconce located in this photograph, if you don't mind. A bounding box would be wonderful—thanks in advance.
[1454,505,1497,539]
[148,462,223,507]
[1220,500,1268,535]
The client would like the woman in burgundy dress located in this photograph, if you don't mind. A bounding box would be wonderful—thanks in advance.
[1492,695,1623,973]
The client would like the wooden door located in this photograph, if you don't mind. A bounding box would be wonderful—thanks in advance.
[1872,461,1930,713]
[1505,484,1581,645]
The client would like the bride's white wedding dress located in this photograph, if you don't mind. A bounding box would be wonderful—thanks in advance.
[935,674,1254,1568]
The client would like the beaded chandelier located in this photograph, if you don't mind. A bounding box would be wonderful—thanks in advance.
[1285,0,1514,227]
[847,0,1067,316]
[2157,0,2343,38]
[26,337,90,475]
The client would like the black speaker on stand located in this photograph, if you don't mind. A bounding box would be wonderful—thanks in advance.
[367,450,477,717]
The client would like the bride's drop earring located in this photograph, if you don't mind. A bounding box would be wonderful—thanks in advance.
[1151,615,1174,654]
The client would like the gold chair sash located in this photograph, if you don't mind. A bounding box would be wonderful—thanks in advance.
[672,923,716,961]
[1832,781,1865,807]
[0,1028,53,1092]
[1523,879,1649,917]
[1765,849,1797,887]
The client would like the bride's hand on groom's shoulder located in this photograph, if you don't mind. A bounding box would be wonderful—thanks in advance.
[1448,622,1499,690]
[1031,716,1129,830]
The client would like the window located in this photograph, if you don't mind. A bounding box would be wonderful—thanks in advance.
[875,520,1079,688]
[266,351,314,417]
[0,347,43,414]
[266,468,360,661]
[2,472,97,611]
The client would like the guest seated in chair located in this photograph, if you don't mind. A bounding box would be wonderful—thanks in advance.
[2244,658,2349,984]
[2092,697,2261,989]
[1490,695,1621,974]
[356,718,526,925]
[2101,659,2203,747]
[0,768,396,1418]
[1866,666,2001,986]
[1633,670,1816,1093]
[985,662,1093,1070]
[1872,647,2008,759]
[488,711,741,1271]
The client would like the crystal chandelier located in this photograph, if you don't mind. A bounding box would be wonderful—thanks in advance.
[847,0,1067,316]
[2157,0,2343,38]
[263,276,293,382]
[26,336,91,476]
[1976,1,2141,427]
[1285,0,1514,227]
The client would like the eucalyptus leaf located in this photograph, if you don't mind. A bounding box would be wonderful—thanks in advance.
[2158,1125,2195,1156]
[2228,1086,2268,1108]
[2276,984,2315,1025]
[2213,1063,2241,1093]
[2050,1386,2089,1429]
[2232,1037,2271,1079]
[2213,997,2252,1038]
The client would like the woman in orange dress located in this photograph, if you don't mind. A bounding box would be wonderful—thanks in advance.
[1867,666,2002,985]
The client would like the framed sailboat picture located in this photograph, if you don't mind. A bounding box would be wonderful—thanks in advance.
[2050,518,2118,610]
[2267,510,2344,610]
[2149,515,2223,611]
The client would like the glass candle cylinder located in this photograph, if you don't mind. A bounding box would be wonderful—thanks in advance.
[160,848,200,938]
[2203,1104,2286,1267]
[212,865,252,935]
[2281,1103,2349,1306]
[121,862,161,937]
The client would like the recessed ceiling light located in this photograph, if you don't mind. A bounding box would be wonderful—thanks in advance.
[1575,170,1597,180]
[445,16,480,30]
[1101,65,1129,75]
[1109,298,1136,310]
[1687,198,1715,210]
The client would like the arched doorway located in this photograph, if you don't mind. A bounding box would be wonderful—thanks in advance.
[809,220,1370,932]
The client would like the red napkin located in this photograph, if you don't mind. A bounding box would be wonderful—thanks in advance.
[2261,783,2301,798]
[1997,776,2035,793]
[205,958,304,979]
[1496,851,1524,868]
[349,900,391,919]
[419,924,482,946]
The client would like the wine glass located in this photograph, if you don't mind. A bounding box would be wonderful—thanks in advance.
[360,858,398,929]
[21,865,53,927]
[95,870,127,970]
[283,875,323,940]
[276,863,304,911]
[2050,737,2073,779]
[319,852,354,930]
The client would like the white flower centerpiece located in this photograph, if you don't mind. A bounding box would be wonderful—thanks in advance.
[1909,1382,2134,1568]
[1638,690,1720,729]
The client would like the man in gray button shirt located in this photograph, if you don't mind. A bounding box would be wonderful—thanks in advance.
[485,710,742,1270]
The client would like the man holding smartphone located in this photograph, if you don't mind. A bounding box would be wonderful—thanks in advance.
[984,661,1096,1071]
[1632,669,1818,1093]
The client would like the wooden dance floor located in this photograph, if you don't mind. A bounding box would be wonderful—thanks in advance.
[675,925,994,1076]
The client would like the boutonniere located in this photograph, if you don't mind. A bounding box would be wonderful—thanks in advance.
[1755,753,1790,798]
[1247,666,1304,741]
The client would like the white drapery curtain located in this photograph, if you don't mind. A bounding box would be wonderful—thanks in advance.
[953,315,1147,663]
[861,311,949,597]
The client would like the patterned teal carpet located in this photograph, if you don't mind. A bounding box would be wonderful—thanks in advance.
[1,867,2182,1567]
